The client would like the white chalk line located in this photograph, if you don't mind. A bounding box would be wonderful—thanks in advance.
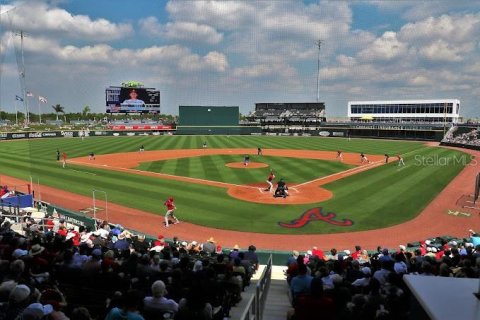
[68,160,258,190]
[291,160,384,188]
[71,148,421,191]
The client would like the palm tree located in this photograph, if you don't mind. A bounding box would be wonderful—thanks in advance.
[82,105,91,119]
[51,104,65,121]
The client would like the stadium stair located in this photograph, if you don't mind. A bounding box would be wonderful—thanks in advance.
[261,266,291,320]
[229,265,291,319]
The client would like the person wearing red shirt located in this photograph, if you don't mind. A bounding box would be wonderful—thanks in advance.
[164,197,179,228]
[265,171,275,192]
[311,246,325,260]
[351,245,362,260]
[62,152,67,168]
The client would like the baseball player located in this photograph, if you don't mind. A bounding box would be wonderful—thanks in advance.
[164,197,179,227]
[244,154,250,166]
[397,155,405,166]
[336,150,343,161]
[384,154,390,163]
[89,152,95,160]
[257,147,263,156]
[139,145,145,152]
[360,152,369,164]
[62,152,67,168]
[265,170,275,192]
[56,149,60,161]
[203,141,207,148]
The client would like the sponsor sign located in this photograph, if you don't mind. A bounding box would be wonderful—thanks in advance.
[332,132,345,137]
[319,131,330,137]
[108,125,173,131]
[0,133,8,140]
[42,132,59,137]
[126,132,136,136]
[28,132,42,138]
[61,131,75,137]
[113,133,120,136]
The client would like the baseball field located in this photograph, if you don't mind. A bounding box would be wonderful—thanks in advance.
[0,135,469,235]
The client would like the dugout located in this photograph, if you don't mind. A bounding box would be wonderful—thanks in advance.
[176,105,261,135]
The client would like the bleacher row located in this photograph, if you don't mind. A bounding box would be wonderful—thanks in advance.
[1,206,480,319]
[0,208,260,320]
[443,126,480,147]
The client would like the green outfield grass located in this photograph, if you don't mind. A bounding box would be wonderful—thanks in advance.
[0,136,469,234]
[136,155,355,185]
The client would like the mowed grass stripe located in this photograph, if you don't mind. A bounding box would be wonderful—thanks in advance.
[0,136,466,234]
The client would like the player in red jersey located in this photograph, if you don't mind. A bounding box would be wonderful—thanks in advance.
[336,150,343,161]
[164,197,179,228]
[62,152,67,168]
[265,170,275,192]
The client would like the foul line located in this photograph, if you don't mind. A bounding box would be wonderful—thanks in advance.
[71,149,421,192]
[291,160,384,188]
[68,160,259,190]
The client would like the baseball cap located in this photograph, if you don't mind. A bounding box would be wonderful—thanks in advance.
[12,249,28,259]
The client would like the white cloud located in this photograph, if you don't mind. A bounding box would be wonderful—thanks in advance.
[418,40,471,62]
[166,0,256,30]
[2,2,132,41]
[232,63,296,79]
[165,22,223,44]
[399,14,480,44]
[139,17,223,44]
[358,31,408,61]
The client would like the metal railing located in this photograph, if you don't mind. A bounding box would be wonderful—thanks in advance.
[240,254,273,320]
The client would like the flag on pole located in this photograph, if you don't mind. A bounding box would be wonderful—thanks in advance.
[15,95,24,101]
[26,91,34,97]
[38,96,48,103]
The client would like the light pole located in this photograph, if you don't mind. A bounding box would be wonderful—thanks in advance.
[92,189,108,229]
[14,30,29,125]
[315,40,324,103]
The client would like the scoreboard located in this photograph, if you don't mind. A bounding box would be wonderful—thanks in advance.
[106,86,160,114]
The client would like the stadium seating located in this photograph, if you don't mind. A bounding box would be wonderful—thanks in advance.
[443,126,480,147]
[0,207,478,319]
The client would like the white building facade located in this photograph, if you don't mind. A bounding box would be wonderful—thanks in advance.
[348,99,460,123]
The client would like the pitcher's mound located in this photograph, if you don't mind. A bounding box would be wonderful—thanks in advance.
[225,162,269,169]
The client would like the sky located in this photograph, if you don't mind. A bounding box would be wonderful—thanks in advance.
[0,0,479,118]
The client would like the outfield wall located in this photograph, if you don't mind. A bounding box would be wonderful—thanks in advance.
[176,126,262,135]
[0,130,174,140]
[179,106,239,126]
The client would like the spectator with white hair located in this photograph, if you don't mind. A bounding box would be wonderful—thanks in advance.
[143,280,178,319]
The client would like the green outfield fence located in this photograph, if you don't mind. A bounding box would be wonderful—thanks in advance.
[175,125,262,135]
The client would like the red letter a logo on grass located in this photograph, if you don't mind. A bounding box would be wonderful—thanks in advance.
[278,207,354,229]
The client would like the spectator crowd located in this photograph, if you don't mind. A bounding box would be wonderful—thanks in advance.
[0,209,259,320]
[2,206,480,320]
[285,232,480,320]
[443,126,480,147]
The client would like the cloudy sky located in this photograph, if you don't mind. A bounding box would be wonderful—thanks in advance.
[0,0,479,117]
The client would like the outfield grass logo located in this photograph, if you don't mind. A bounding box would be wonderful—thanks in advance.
[414,154,475,166]
[278,207,354,228]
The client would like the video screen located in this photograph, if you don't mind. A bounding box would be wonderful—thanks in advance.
[106,86,160,114]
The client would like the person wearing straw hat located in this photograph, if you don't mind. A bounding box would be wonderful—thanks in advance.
[202,237,216,254]
[164,197,179,228]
